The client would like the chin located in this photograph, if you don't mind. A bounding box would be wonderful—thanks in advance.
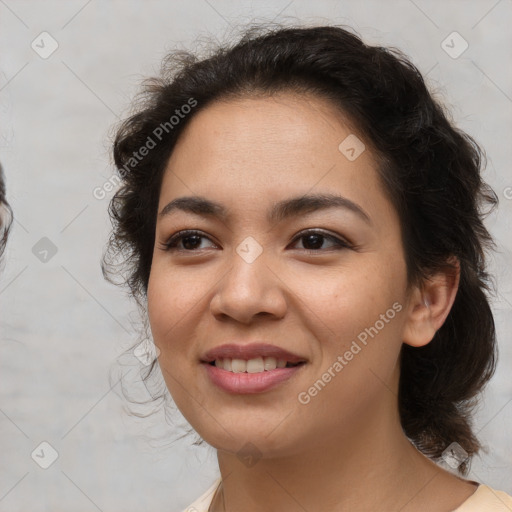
[189,415,306,460]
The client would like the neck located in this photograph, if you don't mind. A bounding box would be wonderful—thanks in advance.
[209,376,472,511]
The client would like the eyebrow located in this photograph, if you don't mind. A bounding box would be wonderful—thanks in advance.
[158,193,372,225]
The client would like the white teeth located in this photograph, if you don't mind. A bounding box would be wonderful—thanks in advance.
[231,359,246,373]
[246,357,264,373]
[213,357,295,373]
[263,356,277,371]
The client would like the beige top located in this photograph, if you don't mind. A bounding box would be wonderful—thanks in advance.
[182,478,512,512]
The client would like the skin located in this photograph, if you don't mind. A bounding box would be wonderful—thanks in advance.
[147,92,478,511]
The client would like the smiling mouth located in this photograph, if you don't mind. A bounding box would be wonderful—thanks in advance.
[208,357,306,373]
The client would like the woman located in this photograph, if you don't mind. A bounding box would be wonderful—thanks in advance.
[104,25,512,511]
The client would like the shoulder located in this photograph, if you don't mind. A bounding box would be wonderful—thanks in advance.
[453,484,512,511]
[181,479,512,512]
[181,478,222,512]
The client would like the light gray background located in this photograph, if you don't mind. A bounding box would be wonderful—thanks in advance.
[1,1,511,511]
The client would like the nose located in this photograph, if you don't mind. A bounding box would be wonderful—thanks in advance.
[209,249,288,324]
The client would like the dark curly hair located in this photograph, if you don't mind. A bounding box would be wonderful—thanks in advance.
[103,24,498,473]
[0,163,12,257]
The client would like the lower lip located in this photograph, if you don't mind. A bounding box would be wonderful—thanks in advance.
[202,363,304,394]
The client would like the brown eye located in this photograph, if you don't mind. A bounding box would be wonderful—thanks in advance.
[160,230,218,252]
[290,230,352,252]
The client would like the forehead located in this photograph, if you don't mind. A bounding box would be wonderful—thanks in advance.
[158,92,392,226]
[170,92,363,168]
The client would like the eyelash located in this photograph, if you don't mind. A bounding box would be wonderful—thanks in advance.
[159,229,353,254]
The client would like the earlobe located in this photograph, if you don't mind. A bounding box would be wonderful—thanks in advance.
[402,258,460,348]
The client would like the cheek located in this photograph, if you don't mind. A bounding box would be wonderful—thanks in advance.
[287,258,404,333]
[146,264,203,357]
[289,258,408,394]
[146,265,206,414]
[292,270,406,431]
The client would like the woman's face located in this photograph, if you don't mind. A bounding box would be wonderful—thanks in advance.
[147,92,413,456]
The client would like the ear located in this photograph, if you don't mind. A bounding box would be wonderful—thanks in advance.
[402,257,460,348]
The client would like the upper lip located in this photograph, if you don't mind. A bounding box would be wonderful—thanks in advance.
[201,343,306,364]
